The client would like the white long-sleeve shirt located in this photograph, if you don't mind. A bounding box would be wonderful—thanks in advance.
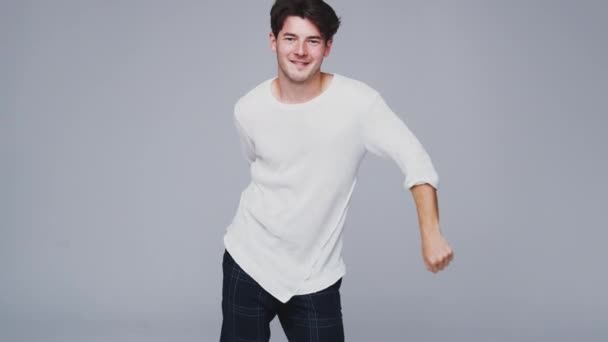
[223,73,439,303]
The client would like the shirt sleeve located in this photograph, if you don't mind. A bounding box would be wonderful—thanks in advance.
[361,92,439,191]
[233,103,256,164]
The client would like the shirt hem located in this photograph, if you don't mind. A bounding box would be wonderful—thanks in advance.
[223,233,295,304]
[294,264,346,295]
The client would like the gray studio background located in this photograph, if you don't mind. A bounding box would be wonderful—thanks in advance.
[2,0,606,341]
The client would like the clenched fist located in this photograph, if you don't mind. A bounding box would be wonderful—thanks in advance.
[421,233,454,273]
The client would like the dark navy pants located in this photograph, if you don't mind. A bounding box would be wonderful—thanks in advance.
[220,249,345,342]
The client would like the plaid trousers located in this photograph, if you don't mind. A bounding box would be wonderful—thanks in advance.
[220,249,345,342]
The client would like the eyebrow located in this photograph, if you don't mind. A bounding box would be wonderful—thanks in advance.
[282,32,323,40]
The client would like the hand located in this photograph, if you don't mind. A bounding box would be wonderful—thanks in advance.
[421,232,454,273]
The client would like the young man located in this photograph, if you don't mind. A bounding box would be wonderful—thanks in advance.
[220,0,453,341]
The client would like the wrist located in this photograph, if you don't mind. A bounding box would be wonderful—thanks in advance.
[420,223,441,239]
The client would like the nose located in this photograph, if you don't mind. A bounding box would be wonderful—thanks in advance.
[295,41,307,56]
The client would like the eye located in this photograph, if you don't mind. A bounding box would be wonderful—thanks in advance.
[309,40,320,45]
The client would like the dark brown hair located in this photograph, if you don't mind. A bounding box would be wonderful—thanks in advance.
[270,0,341,44]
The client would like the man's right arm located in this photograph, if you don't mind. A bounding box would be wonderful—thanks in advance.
[233,103,256,164]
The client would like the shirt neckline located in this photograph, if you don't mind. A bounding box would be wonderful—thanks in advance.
[264,73,341,110]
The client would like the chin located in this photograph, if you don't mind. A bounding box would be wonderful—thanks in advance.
[290,69,320,83]
[284,71,310,83]
[291,74,312,83]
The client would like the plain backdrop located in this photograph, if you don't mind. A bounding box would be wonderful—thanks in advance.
[2,0,607,341]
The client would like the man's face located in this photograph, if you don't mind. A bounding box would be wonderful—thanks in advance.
[270,16,333,84]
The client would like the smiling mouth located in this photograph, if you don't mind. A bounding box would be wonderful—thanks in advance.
[290,60,310,66]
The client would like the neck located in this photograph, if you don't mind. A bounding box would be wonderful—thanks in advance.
[273,71,328,104]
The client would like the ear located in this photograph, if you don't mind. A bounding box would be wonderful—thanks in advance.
[269,31,277,53]
[323,39,333,57]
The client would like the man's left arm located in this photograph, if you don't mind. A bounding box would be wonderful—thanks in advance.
[411,183,453,273]
[360,92,454,273]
